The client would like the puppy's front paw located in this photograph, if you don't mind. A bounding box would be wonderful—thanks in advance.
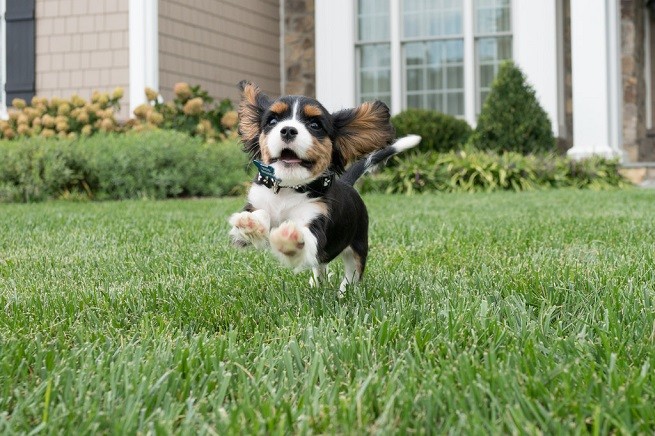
[229,210,270,248]
[269,221,318,271]
[269,221,305,257]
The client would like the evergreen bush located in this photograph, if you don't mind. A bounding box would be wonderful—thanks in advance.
[391,109,472,153]
[469,61,556,154]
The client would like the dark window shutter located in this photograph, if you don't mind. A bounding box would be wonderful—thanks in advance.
[5,0,36,103]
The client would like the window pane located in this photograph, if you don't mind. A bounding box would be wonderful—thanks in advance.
[361,71,376,94]
[446,66,463,89]
[404,12,421,38]
[378,71,391,92]
[403,0,463,38]
[474,0,511,34]
[476,36,512,111]
[358,44,392,105]
[427,94,443,112]
[427,67,443,90]
[407,68,423,91]
[479,64,495,88]
[406,43,424,66]
[358,0,390,41]
[403,39,464,115]
[445,40,464,63]
[407,94,422,109]
[446,92,464,116]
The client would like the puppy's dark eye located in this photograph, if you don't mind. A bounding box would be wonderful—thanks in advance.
[308,121,321,130]
[268,118,278,126]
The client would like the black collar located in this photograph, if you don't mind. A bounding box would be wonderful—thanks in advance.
[256,172,334,195]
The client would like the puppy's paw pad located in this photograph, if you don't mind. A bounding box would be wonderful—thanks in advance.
[270,222,305,256]
[230,212,267,237]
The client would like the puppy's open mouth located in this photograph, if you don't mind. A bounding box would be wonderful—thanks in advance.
[273,149,313,168]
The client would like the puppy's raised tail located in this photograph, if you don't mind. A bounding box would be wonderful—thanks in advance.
[340,134,421,187]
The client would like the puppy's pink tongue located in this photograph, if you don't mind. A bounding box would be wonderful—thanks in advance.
[282,158,302,164]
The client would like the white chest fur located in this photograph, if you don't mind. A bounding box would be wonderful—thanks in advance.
[247,184,326,228]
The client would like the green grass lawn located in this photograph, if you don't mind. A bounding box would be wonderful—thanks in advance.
[1,189,654,433]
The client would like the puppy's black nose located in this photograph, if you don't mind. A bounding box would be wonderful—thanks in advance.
[280,126,298,142]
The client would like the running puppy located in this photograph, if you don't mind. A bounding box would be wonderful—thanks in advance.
[229,81,420,295]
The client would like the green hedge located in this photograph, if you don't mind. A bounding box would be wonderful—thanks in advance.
[360,150,631,194]
[0,130,248,202]
[391,109,472,153]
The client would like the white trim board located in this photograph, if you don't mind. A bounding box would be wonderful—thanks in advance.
[129,0,159,116]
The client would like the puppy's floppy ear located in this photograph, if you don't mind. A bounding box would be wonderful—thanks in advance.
[332,101,395,164]
[237,80,271,159]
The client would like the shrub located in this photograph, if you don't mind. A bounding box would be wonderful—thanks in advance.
[360,150,631,194]
[391,109,472,153]
[0,90,123,140]
[0,130,248,202]
[469,61,556,154]
[130,83,238,142]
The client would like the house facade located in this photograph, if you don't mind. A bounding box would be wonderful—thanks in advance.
[1,0,654,178]
[0,0,281,119]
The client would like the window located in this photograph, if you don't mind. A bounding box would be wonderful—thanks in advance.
[354,0,512,121]
[403,0,464,116]
[356,0,392,107]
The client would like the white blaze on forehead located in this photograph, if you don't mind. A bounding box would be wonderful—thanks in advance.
[292,100,300,120]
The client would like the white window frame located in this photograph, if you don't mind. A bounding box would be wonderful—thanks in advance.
[355,0,513,126]
[0,0,7,120]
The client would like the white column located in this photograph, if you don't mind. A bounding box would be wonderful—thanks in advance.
[463,0,475,126]
[315,0,356,112]
[129,0,158,116]
[568,0,622,159]
[512,0,561,137]
[389,0,402,115]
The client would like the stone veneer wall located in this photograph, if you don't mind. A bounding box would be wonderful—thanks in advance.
[621,0,647,162]
[560,0,573,153]
[283,0,315,97]
[35,0,130,118]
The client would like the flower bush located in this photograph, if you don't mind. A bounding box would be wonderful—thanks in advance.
[1,89,123,140]
[130,83,238,142]
[0,83,238,143]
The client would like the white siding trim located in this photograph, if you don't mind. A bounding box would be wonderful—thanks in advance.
[568,0,622,159]
[513,0,560,137]
[315,0,356,112]
[129,0,158,116]
[463,0,475,126]
[389,0,401,114]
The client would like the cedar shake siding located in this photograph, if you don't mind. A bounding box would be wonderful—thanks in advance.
[158,0,281,103]
[35,0,130,118]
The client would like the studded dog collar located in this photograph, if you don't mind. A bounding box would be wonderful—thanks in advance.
[253,160,334,195]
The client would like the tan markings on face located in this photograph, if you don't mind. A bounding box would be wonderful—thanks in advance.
[269,101,289,115]
[303,104,323,118]
[336,101,395,163]
[259,132,272,164]
[305,136,333,177]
